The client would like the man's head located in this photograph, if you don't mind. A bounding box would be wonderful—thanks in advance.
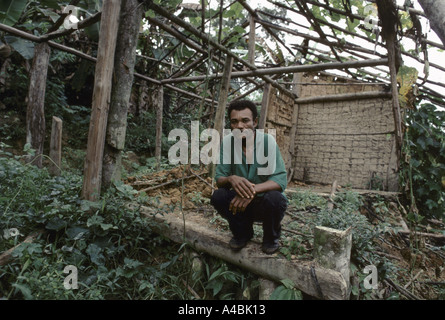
[227,100,258,132]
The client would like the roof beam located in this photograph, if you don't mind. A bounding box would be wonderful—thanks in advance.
[161,58,389,84]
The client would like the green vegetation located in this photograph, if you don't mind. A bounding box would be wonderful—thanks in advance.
[0,144,257,300]
[1,0,444,301]
[401,103,445,220]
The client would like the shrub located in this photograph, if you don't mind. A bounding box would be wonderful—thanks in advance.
[401,103,445,220]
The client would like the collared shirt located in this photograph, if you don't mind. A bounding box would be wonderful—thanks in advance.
[215,130,287,196]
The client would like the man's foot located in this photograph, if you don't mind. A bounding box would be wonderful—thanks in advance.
[262,242,279,254]
[229,237,248,251]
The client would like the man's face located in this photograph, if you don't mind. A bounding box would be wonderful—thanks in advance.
[229,108,258,133]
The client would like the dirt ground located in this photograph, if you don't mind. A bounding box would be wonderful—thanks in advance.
[125,165,445,300]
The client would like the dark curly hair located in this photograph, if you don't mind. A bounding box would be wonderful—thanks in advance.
[227,100,258,120]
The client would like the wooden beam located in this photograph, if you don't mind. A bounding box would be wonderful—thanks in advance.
[155,85,164,170]
[258,82,271,129]
[39,12,102,42]
[286,73,302,180]
[82,0,121,201]
[49,116,62,176]
[161,58,389,84]
[248,14,256,66]
[150,3,295,99]
[209,55,234,178]
[294,90,392,104]
[139,206,350,300]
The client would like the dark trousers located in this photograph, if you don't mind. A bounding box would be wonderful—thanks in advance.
[210,188,287,245]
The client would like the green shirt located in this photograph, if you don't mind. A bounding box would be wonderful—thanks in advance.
[215,130,287,196]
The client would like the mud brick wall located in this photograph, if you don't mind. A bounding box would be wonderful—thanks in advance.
[264,88,294,169]
[265,72,399,191]
[292,73,399,191]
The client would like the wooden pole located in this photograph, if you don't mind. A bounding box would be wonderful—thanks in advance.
[248,15,256,66]
[258,82,271,129]
[155,85,164,170]
[213,56,234,137]
[82,0,121,201]
[209,55,234,178]
[49,116,62,176]
[376,0,403,161]
[286,73,302,179]
[25,42,51,168]
[149,3,295,99]
[160,58,389,84]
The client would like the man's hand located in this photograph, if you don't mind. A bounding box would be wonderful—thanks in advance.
[228,175,256,199]
[229,194,253,215]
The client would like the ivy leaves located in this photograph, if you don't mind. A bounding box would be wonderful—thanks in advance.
[403,103,445,219]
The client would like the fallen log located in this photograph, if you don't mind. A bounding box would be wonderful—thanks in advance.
[137,174,195,194]
[139,206,349,300]
[398,230,445,242]
[0,230,44,266]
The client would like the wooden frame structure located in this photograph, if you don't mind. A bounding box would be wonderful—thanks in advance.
[1,0,444,299]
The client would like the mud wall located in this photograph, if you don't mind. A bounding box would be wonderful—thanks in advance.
[265,72,399,191]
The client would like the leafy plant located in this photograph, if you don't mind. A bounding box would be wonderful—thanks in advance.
[205,261,240,299]
[315,190,382,263]
[270,279,303,300]
[0,143,261,300]
[0,0,28,26]
[288,190,327,211]
[401,103,445,219]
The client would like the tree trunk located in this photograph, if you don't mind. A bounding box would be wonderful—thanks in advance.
[82,0,121,200]
[102,0,142,189]
[25,42,51,168]
[138,205,349,300]
[417,0,445,48]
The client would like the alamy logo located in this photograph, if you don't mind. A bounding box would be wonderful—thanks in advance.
[168,121,277,175]
[363,4,379,31]
[363,264,378,290]
[62,5,79,30]
[63,265,78,289]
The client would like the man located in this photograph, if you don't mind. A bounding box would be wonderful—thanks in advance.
[210,100,288,254]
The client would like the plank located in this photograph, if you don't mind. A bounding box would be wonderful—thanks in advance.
[139,206,349,300]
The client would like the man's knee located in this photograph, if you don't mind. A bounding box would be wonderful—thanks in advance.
[210,188,232,208]
[263,190,287,212]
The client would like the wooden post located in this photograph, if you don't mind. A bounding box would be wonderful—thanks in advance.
[286,72,302,178]
[248,15,256,66]
[82,0,121,201]
[387,37,403,154]
[209,55,234,178]
[313,226,352,298]
[155,85,164,170]
[25,42,51,168]
[258,82,271,129]
[102,0,142,188]
[49,116,62,176]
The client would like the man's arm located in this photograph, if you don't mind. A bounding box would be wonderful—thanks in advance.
[217,176,282,215]
[216,175,256,199]
[253,180,282,194]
